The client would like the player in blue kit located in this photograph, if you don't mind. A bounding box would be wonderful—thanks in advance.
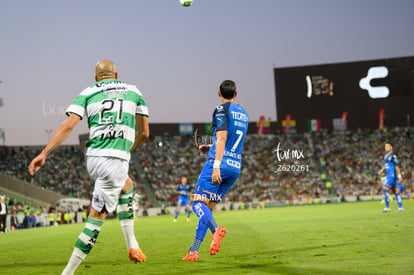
[183,80,248,261]
[173,176,192,222]
[378,141,404,212]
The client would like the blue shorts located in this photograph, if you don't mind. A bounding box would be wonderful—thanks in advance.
[398,182,404,193]
[383,177,397,190]
[194,160,239,202]
[177,196,190,207]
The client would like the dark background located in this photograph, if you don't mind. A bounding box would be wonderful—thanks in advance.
[274,56,414,131]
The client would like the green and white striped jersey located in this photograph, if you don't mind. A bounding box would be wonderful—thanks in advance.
[66,79,149,161]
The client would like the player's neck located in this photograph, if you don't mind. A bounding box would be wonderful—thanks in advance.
[221,98,236,104]
[97,76,117,82]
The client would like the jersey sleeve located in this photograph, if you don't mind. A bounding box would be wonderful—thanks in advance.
[136,96,149,117]
[212,103,229,131]
[131,86,149,117]
[66,94,86,119]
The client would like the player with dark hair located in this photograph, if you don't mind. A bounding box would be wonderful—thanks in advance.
[183,80,248,261]
[378,141,404,212]
[173,176,192,222]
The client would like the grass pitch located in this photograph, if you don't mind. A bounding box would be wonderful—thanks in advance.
[1,200,413,275]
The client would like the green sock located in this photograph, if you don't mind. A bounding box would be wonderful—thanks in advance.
[118,188,134,221]
[117,188,139,250]
[74,217,104,256]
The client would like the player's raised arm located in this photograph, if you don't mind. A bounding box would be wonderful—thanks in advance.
[28,113,80,176]
[130,114,149,152]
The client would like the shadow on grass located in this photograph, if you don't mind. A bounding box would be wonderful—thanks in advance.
[174,261,371,275]
[0,243,360,275]
[228,242,354,260]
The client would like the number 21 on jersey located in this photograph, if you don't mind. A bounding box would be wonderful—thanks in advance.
[99,98,124,124]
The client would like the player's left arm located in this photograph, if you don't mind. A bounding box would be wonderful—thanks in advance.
[393,155,403,182]
[131,114,150,152]
[378,166,386,177]
[28,113,81,176]
[212,130,227,184]
[395,165,403,182]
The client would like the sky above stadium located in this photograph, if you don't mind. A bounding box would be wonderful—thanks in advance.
[0,0,413,146]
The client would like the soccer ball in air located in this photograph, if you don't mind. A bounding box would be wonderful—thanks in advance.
[180,0,193,7]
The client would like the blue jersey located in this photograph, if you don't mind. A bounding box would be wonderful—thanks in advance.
[207,102,249,174]
[176,184,191,199]
[384,152,398,179]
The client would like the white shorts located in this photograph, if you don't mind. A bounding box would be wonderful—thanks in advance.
[87,156,129,213]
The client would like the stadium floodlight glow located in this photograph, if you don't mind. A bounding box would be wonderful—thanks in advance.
[359,66,389,99]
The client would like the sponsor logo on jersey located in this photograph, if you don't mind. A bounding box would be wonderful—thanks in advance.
[224,151,242,159]
[231,111,248,122]
[226,159,241,169]
[234,121,247,128]
[96,80,123,87]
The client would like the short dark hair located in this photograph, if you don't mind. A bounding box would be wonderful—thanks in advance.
[384,141,393,147]
[219,80,236,99]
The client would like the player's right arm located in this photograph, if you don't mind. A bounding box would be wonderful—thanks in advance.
[28,113,81,176]
[130,114,150,152]
[212,130,227,185]
[198,144,211,155]
[174,189,183,195]
[211,104,229,185]
[378,166,385,177]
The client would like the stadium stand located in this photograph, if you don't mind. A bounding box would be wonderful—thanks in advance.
[1,127,413,211]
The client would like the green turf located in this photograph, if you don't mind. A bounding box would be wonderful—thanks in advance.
[1,200,413,275]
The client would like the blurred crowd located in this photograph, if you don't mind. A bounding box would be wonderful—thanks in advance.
[136,127,414,205]
[0,146,91,198]
[0,195,87,233]
[315,127,414,199]
[0,127,413,208]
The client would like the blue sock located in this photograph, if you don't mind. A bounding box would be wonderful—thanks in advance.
[175,211,179,219]
[187,210,191,218]
[188,202,211,253]
[383,189,390,208]
[395,193,403,208]
[207,219,218,234]
[189,238,203,253]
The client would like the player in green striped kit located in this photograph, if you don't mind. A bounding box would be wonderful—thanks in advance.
[28,60,150,274]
